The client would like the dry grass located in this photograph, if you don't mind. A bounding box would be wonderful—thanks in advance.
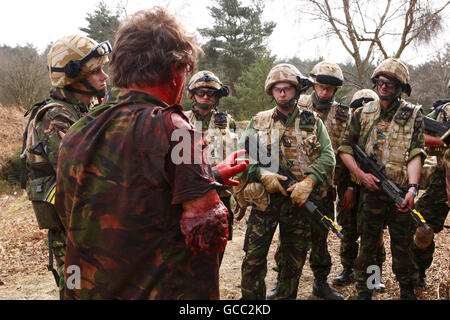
[0,104,27,165]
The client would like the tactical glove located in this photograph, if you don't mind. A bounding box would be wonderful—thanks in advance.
[260,170,288,196]
[287,176,315,207]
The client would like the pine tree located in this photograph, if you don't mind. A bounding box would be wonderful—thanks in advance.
[79,1,121,45]
[198,0,276,98]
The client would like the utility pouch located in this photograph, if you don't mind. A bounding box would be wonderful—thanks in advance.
[28,176,63,230]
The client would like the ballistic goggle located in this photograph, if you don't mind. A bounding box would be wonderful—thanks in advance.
[50,40,112,79]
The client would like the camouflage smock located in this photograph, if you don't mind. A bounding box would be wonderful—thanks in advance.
[339,98,425,171]
[55,89,221,300]
[30,87,91,171]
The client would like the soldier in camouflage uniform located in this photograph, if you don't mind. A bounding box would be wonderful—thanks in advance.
[238,63,336,300]
[184,71,238,264]
[333,89,386,290]
[339,58,426,300]
[413,92,450,288]
[268,62,348,300]
[21,35,110,299]
[54,8,247,300]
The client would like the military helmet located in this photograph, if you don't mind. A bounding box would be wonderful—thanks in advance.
[187,70,229,99]
[350,89,379,109]
[371,58,411,95]
[264,63,311,96]
[47,35,111,87]
[310,61,344,87]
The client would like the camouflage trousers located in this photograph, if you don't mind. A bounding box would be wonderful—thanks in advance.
[46,229,66,296]
[355,190,418,294]
[336,187,386,269]
[413,167,449,271]
[273,191,336,278]
[241,192,334,300]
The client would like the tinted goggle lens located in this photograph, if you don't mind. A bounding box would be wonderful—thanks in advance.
[194,89,217,97]
[374,78,396,89]
[272,86,295,94]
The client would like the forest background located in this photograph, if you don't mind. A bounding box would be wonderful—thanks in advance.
[0,0,448,301]
[0,0,448,119]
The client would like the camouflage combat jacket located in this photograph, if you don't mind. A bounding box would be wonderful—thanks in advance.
[22,87,90,230]
[235,106,335,211]
[55,89,221,300]
[339,98,425,187]
[185,109,238,198]
[298,93,351,185]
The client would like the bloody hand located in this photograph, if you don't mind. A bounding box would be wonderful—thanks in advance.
[341,188,356,213]
[213,150,249,186]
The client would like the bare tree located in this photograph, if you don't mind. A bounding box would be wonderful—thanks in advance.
[0,45,49,108]
[299,0,449,88]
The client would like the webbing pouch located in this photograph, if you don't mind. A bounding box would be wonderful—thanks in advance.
[28,176,63,230]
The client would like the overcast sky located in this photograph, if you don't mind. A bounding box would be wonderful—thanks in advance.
[1,0,448,66]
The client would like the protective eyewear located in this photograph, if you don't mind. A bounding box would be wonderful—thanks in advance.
[373,78,397,89]
[272,85,295,95]
[194,89,217,98]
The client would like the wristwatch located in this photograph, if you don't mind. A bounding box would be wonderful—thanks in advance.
[408,183,419,191]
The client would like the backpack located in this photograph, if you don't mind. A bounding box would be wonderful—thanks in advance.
[20,99,81,286]
[21,99,80,229]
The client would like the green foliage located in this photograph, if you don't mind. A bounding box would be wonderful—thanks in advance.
[198,0,276,96]
[225,55,277,120]
[79,0,121,45]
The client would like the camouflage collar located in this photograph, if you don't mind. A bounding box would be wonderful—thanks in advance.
[50,87,90,113]
[106,88,170,109]
[380,98,401,120]
[192,107,213,122]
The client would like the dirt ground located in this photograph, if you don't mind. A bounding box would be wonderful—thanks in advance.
[0,191,448,300]
[0,105,448,300]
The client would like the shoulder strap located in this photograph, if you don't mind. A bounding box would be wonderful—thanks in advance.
[361,101,383,148]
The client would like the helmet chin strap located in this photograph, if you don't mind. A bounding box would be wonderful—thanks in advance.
[377,86,402,101]
[274,87,301,110]
[65,78,106,98]
[276,97,297,110]
[311,90,335,110]
[196,102,216,110]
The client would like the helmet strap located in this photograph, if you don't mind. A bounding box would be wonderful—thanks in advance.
[375,86,402,101]
[311,91,334,110]
[65,78,106,98]
[196,102,216,110]
[274,87,301,110]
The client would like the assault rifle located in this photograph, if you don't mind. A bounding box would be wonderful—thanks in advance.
[352,144,430,230]
[423,116,450,138]
[244,134,344,239]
